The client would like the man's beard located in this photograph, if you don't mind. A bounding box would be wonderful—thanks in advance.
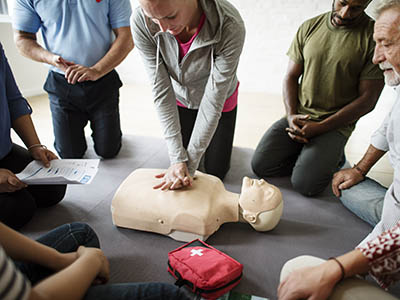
[380,61,400,86]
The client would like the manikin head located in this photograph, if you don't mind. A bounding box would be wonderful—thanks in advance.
[331,0,371,28]
[373,0,400,86]
[138,0,201,35]
[239,177,283,232]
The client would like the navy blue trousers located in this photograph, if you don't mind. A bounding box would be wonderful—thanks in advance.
[44,70,122,159]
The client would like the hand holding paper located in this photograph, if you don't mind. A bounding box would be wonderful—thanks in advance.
[16,159,100,185]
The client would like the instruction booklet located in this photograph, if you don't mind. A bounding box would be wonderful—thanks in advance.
[16,159,100,185]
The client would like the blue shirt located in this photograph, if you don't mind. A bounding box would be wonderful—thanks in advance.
[0,43,32,160]
[12,0,132,74]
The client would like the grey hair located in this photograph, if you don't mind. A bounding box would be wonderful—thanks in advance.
[373,0,400,18]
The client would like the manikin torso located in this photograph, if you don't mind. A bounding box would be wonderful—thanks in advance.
[111,169,283,242]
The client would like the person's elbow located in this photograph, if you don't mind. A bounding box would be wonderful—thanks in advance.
[126,35,134,52]
[29,289,52,300]
[361,80,385,112]
[13,30,34,55]
[13,32,25,54]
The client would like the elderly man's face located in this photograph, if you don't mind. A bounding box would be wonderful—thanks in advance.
[331,0,368,27]
[373,8,400,86]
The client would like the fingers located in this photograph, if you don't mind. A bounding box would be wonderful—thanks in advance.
[77,73,88,83]
[46,150,58,161]
[153,164,193,190]
[56,56,68,69]
[64,65,87,84]
[331,169,363,196]
[6,176,27,192]
[64,65,100,84]
[332,181,341,197]
[40,152,51,168]
[57,56,74,66]
[170,178,183,190]
[298,114,310,121]
[286,127,305,137]
[338,180,356,191]
[277,278,286,297]
[30,148,55,168]
[287,131,309,143]
[331,172,343,197]
[153,178,185,190]
[182,176,192,187]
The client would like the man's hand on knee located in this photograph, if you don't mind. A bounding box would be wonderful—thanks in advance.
[332,168,364,197]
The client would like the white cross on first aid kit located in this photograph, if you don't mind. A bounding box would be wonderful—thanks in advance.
[190,249,204,256]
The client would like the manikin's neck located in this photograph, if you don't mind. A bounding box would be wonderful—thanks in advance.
[220,190,240,223]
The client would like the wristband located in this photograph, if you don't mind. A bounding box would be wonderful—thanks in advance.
[28,144,47,151]
[353,164,366,178]
[329,257,345,281]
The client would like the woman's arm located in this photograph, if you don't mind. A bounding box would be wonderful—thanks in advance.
[12,114,58,167]
[0,222,74,270]
[185,19,246,175]
[131,10,188,166]
[0,223,109,300]
[29,246,108,300]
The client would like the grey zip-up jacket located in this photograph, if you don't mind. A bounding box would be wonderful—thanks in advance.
[131,0,245,176]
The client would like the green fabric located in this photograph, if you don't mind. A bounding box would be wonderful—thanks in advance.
[287,12,383,138]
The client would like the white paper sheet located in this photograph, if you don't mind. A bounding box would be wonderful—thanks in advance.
[16,159,100,185]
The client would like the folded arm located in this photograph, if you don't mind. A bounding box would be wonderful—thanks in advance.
[14,31,73,72]
[64,26,134,84]
[0,223,108,300]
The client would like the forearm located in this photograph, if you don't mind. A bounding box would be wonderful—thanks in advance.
[283,75,299,116]
[32,254,101,300]
[12,114,41,148]
[91,27,133,78]
[14,31,55,65]
[319,98,376,132]
[319,79,384,132]
[354,144,386,176]
[0,223,60,268]
[334,249,370,279]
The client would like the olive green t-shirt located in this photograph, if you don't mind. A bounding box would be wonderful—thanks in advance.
[287,12,383,138]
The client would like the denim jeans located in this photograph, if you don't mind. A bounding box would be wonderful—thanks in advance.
[340,177,386,226]
[16,223,191,300]
[251,117,348,196]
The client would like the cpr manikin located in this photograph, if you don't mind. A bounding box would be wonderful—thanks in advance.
[111,169,283,242]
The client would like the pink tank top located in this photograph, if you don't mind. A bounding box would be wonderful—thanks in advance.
[175,14,238,112]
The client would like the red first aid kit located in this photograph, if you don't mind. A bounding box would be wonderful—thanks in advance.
[167,239,243,299]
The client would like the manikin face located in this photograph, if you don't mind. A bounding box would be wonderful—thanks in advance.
[373,8,400,86]
[239,177,282,231]
[139,0,199,36]
[331,0,368,27]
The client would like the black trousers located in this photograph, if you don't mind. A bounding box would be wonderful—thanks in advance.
[178,106,237,180]
[0,144,66,229]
